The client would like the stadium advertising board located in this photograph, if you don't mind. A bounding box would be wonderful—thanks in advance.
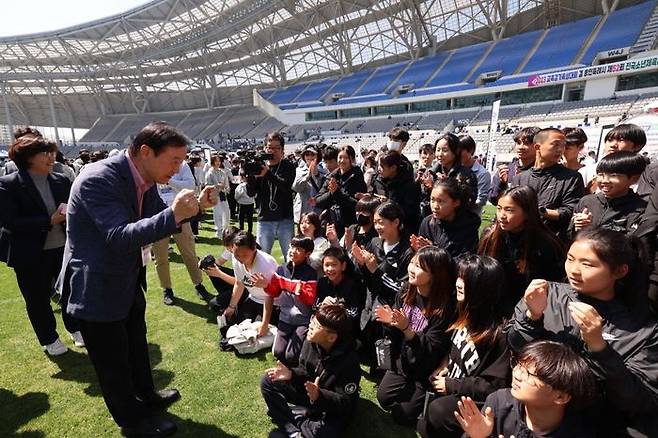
[527,55,658,87]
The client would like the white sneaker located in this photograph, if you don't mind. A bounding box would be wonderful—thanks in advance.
[70,331,85,348]
[44,338,68,356]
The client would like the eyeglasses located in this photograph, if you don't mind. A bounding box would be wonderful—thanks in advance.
[39,151,56,158]
[510,357,543,388]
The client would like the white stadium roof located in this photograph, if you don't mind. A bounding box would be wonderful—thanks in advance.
[0,0,617,127]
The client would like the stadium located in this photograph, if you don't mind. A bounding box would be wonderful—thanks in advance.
[1,0,657,160]
[2,0,658,437]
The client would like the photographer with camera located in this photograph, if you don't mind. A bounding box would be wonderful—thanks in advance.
[246,132,296,255]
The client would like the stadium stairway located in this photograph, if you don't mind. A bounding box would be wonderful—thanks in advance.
[631,1,658,53]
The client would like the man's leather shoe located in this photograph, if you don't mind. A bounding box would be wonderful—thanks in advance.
[121,416,177,437]
[138,389,181,410]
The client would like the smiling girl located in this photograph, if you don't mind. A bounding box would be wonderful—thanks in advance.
[375,246,457,425]
[479,185,564,307]
[418,255,511,438]
[508,228,658,437]
[413,180,481,258]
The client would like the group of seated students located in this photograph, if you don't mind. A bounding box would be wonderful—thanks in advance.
[200,123,658,438]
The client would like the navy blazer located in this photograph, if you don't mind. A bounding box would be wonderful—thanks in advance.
[0,170,71,268]
[62,152,179,322]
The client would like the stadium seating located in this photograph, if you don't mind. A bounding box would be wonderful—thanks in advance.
[328,70,374,98]
[521,16,599,74]
[424,42,491,88]
[293,78,338,103]
[390,52,449,91]
[353,61,409,97]
[257,1,657,111]
[470,30,542,79]
[580,0,656,64]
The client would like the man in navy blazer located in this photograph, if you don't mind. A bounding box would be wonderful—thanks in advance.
[61,122,215,437]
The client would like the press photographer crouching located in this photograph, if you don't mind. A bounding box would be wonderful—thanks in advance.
[246,132,296,255]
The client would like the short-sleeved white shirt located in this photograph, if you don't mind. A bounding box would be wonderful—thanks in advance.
[233,250,278,304]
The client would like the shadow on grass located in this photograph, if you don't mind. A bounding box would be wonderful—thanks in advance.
[195,235,218,246]
[234,348,270,362]
[167,413,240,438]
[346,398,417,438]
[0,388,48,437]
[47,343,174,397]
[175,297,216,323]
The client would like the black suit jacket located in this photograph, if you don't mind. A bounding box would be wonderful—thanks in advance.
[0,170,71,268]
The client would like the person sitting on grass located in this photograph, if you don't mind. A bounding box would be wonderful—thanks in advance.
[298,212,330,273]
[313,247,366,339]
[508,228,658,437]
[417,255,511,438]
[253,237,318,368]
[221,231,278,337]
[200,226,241,313]
[455,340,596,438]
[412,180,481,259]
[261,304,361,438]
[375,246,457,425]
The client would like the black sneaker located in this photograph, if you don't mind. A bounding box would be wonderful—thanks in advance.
[195,284,214,302]
[163,289,175,306]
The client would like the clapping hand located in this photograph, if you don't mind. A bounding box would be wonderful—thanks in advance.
[343,227,354,249]
[569,301,606,352]
[454,396,495,438]
[421,172,434,189]
[328,177,338,194]
[304,377,321,404]
[375,306,409,332]
[410,234,432,252]
[266,362,292,382]
[573,208,593,231]
[352,242,377,272]
[497,165,509,184]
[431,368,448,394]
[524,279,548,321]
[50,210,66,225]
[326,223,338,243]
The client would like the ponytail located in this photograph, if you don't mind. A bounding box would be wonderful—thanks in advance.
[574,228,649,321]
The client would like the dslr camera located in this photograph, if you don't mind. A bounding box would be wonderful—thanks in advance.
[236,149,274,176]
[199,254,217,270]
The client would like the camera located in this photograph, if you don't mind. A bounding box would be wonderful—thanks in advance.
[236,149,274,176]
[199,254,217,270]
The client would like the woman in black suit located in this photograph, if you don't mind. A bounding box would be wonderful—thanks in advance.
[0,132,79,355]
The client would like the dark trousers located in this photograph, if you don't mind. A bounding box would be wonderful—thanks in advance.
[261,375,344,438]
[78,291,154,427]
[238,204,254,234]
[416,394,461,438]
[190,218,200,235]
[376,370,428,426]
[208,267,235,313]
[229,183,238,219]
[14,247,78,345]
[273,321,308,368]
[236,297,279,326]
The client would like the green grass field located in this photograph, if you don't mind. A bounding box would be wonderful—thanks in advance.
[0,208,495,437]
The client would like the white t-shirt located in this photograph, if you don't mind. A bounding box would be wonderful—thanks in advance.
[310,237,331,271]
[579,163,597,188]
[233,250,278,304]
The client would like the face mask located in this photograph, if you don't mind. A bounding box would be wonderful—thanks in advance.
[387,141,401,152]
[356,214,370,226]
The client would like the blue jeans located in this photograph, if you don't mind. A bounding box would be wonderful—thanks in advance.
[256,219,294,256]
